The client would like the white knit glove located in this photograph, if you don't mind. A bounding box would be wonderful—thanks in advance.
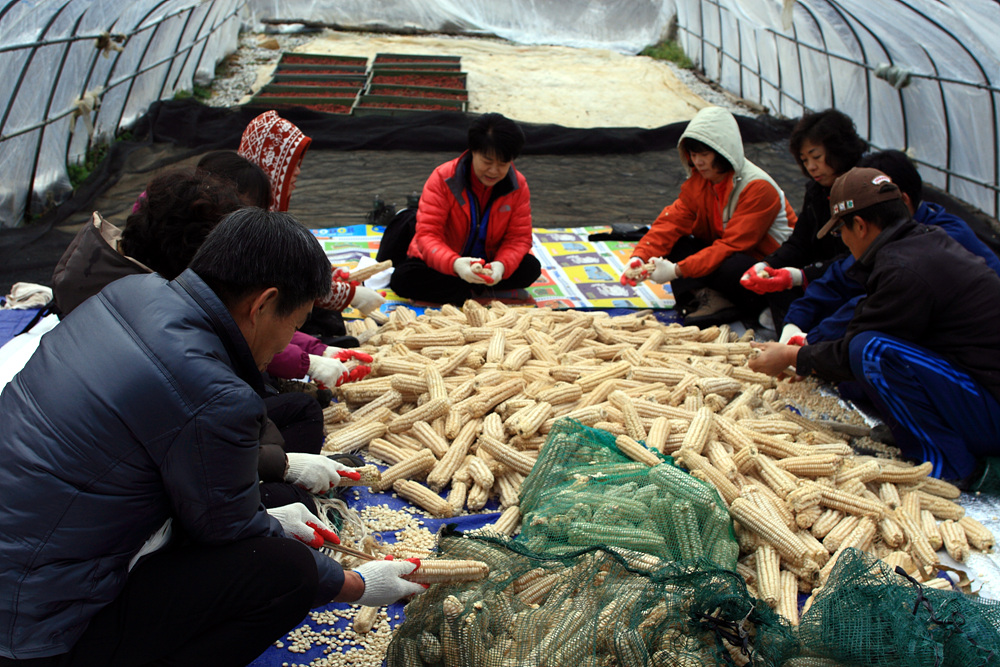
[779,322,807,346]
[649,257,679,284]
[354,559,427,607]
[487,261,505,284]
[453,257,488,284]
[307,354,349,386]
[351,286,386,316]
[268,503,339,548]
[285,452,355,493]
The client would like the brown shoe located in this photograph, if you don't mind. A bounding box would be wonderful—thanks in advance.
[682,288,741,327]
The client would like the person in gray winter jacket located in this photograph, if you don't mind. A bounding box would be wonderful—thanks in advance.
[0,209,424,665]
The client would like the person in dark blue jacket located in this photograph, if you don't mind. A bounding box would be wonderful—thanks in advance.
[780,150,1000,344]
[0,209,424,665]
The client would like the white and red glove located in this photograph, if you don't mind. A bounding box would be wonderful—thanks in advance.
[649,257,679,284]
[740,262,805,294]
[285,453,358,493]
[486,261,505,285]
[354,557,427,606]
[307,354,350,386]
[321,348,373,383]
[269,502,340,548]
[779,322,807,346]
[619,257,649,286]
[351,286,386,316]
[453,257,489,284]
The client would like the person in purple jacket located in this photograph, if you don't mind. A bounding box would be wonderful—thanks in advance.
[778,150,1000,345]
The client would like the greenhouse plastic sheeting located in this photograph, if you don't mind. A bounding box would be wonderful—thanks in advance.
[0,0,245,228]
[3,0,1000,228]
[673,0,1000,221]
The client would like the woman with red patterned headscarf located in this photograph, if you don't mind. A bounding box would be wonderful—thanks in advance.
[238,110,312,212]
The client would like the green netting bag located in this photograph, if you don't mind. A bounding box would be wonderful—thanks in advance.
[386,532,799,667]
[516,418,738,569]
[969,457,1000,496]
[796,548,1000,666]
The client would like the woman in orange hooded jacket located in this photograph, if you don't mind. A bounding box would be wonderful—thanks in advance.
[621,107,797,326]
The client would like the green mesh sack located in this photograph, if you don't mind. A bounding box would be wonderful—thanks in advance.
[516,418,738,569]
[796,548,1000,666]
[386,532,799,667]
[969,457,1000,496]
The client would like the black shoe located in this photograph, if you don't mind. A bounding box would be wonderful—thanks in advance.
[682,288,742,328]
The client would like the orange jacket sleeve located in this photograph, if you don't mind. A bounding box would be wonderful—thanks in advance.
[675,180,783,279]
[631,180,700,262]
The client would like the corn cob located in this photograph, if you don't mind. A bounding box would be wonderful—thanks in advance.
[464,379,524,419]
[820,516,876,582]
[375,449,436,492]
[490,505,522,536]
[466,456,495,490]
[478,434,535,476]
[446,479,468,512]
[755,544,780,606]
[404,559,490,584]
[797,529,830,566]
[877,516,906,549]
[959,516,994,551]
[465,481,489,510]
[410,420,451,458]
[387,397,451,433]
[422,365,449,403]
[795,505,824,530]
[881,550,919,577]
[679,406,714,454]
[536,382,583,406]
[894,507,938,569]
[818,486,886,518]
[786,483,822,513]
[871,460,934,484]
[822,514,860,553]
[614,434,663,467]
[403,330,465,349]
[920,509,944,550]
[337,465,382,488]
[394,479,454,518]
[939,520,971,562]
[729,496,807,565]
[434,346,474,377]
[353,605,381,634]
[495,471,522,508]
[567,522,668,556]
[367,438,411,466]
[426,420,481,492]
[751,483,797,529]
[917,476,962,500]
[338,377,395,403]
[914,490,964,521]
[575,361,631,391]
[754,453,799,498]
[901,491,922,524]
[629,366,689,385]
[776,454,841,478]
[777,570,800,625]
[835,460,882,486]
[878,482,902,509]
[322,402,351,425]
[512,400,553,438]
[810,509,844,540]
[323,420,387,454]
[695,376,743,398]
[485,329,506,364]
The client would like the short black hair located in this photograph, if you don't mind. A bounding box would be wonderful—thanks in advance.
[197,150,272,209]
[843,195,911,233]
[790,109,867,178]
[468,113,525,162]
[190,208,332,316]
[857,150,923,208]
[680,137,734,173]
[122,168,244,280]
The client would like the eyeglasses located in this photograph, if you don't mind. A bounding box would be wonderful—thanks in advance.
[829,219,846,238]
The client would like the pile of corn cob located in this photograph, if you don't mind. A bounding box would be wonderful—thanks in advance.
[326,300,994,626]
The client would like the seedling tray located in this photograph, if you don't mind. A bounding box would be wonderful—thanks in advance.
[272,73,368,84]
[278,53,369,67]
[369,71,467,90]
[248,94,356,108]
[276,64,369,75]
[373,53,461,65]
[366,84,468,100]
[260,84,361,96]
[353,95,468,116]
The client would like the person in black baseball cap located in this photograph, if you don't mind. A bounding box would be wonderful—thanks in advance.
[749,166,1000,485]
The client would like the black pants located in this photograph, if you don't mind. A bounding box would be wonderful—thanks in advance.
[0,537,318,667]
[390,254,542,305]
[261,393,324,509]
[667,236,765,319]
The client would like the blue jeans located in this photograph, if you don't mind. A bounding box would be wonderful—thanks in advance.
[849,331,1000,480]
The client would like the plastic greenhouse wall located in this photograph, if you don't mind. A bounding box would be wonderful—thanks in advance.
[2,0,999,226]
[0,0,245,228]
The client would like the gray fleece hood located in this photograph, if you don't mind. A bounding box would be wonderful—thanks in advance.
[678,106,745,175]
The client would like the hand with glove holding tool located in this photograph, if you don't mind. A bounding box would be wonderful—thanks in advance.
[307,354,350,387]
[619,257,651,287]
[353,557,428,607]
[779,323,807,346]
[740,262,806,294]
[268,502,340,548]
[453,257,489,284]
[285,452,360,493]
[322,348,373,384]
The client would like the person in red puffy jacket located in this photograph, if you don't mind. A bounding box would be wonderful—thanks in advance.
[388,113,541,304]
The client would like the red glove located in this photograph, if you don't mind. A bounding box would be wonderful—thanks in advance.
[326,349,375,364]
[619,257,649,287]
[740,262,805,294]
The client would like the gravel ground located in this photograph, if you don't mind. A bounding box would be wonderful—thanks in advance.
[204,29,758,121]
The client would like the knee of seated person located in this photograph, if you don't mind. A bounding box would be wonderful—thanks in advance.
[260,537,320,598]
[848,330,885,376]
